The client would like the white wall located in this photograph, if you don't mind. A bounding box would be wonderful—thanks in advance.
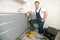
[0,0,60,29]
[0,0,31,13]
[0,0,21,13]
[57,5,60,29]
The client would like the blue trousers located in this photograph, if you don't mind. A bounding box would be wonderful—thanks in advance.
[29,19,44,33]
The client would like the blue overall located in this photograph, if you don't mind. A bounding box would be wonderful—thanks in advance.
[29,8,44,33]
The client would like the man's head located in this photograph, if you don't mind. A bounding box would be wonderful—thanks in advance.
[34,1,40,9]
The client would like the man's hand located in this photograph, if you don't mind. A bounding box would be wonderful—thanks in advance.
[26,10,32,16]
[27,10,32,14]
[41,19,45,22]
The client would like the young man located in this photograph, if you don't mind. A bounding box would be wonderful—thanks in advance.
[26,1,48,33]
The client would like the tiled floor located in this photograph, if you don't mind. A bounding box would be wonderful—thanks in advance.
[17,29,49,40]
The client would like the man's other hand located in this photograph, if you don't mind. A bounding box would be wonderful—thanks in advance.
[41,19,45,22]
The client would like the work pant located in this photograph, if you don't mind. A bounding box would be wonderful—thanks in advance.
[29,19,44,33]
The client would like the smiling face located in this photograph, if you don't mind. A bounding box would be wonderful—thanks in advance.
[34,1,40,9]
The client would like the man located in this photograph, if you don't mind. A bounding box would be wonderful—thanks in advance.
[26,1,48,33]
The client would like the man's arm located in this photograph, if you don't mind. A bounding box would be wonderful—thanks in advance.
[42,11,48,22]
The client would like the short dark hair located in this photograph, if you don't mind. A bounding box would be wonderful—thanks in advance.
[35,1,40,4]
